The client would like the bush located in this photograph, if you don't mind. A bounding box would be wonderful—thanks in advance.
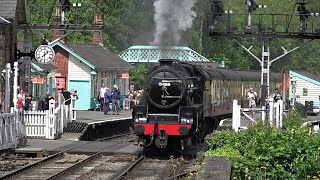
[294,102,307,118]
[205,110,320,179]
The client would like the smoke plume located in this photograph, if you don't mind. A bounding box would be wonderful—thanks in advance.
[152,0,197,46]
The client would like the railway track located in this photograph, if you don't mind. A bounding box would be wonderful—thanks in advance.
[114,156,195,180]
[0,133,137,180]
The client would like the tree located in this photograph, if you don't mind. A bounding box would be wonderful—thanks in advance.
[129,63,150,88]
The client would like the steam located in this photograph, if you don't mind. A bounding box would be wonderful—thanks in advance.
[152,0,197,46]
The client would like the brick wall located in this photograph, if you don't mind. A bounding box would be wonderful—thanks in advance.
[51,46,69,90]
[92,15,104,45]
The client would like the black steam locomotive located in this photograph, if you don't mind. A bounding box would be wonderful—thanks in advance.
[133,59,280,153]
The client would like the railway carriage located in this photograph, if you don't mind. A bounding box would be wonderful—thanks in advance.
[133,59,280,153]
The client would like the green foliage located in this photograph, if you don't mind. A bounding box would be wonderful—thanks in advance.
[206,111,320,179]
[283,108,304,129]
[25,0,320,75]
[129,64,149,88]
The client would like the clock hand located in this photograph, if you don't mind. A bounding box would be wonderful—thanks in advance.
[42,50,49,58]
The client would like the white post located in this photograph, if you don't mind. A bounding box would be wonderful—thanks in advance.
[275,101,280,127]
[71,95,77,121]
[69,97,73,122]
[279,99,283,128]
[13,62,18,111]
[261,106,265,123]
[48,99,55,139]
[5,63,11,113]
[60,97,64,134]
[269,99,274,126]
[232,100,240,132]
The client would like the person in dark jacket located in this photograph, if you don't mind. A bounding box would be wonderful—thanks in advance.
[111,85,121,115]
[103,87,111,115]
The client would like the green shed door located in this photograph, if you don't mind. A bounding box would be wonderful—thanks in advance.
[69,80,90,110]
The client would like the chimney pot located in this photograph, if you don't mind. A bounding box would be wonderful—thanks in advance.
[92,15,104,45]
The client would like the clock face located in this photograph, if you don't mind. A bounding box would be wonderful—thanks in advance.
[35,45,55,64]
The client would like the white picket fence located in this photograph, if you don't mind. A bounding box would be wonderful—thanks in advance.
[0,62,78,150]
[232,99,283,132]
[23,94,77,139]
[0,113,17,150]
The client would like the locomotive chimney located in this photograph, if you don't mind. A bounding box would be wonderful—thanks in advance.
[92,15,104,45]
[159,59,174,66]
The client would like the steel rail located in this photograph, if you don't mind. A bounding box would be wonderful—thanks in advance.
[45,142,125,180]
[165,157,185,179]
[165,170,198,180]
[0,132,134,179]
[112,155,145,180]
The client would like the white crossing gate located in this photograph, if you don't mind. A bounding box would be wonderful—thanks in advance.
[0,113,17,150]
[23,110,48,138]
[232,99,283,132]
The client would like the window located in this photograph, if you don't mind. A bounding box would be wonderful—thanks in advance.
[303,88,308,96]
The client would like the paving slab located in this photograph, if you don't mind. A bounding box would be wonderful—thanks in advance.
[17,139,141,155]
[76,110,132,125]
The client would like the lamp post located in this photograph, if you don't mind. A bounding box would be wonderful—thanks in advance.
[90,70,97,97]
[291,79,297,106]
[3,63,11,113]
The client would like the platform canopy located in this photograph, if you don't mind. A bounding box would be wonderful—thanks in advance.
[119,45,209,63]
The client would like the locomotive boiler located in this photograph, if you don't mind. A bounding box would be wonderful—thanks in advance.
[133,59,281,153]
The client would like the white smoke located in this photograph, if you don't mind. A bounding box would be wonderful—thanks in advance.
[152,0,197,46]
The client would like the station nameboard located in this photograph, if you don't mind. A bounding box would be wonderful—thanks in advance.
[31,77,45,84]
[55,77,66,89]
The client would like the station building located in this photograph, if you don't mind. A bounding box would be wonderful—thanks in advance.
[49,15,133,110]
[289,70,320,109]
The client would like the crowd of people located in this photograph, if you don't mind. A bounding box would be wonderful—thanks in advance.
[98,84,144,114]
[128,89,144,108]
[246,86,282,110]
[99,84,122,115]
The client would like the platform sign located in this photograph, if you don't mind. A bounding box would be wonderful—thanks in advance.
[31,77,45,84]
[117,72,129,79]
[55,77,66,89]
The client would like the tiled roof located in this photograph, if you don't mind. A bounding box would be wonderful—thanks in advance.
[67,43,134,70]
[292,70,320,82]
[32,60,57,72]
[0,0,18,19]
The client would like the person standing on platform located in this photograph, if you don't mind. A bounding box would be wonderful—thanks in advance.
[247,86,257,108]
[17,89,25,111]
[103,87,111,115]
[100,85,106,111]
[111,85,121,115]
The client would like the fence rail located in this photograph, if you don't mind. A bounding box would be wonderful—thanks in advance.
[0,62,77,150]
[232,99,283,132]
[0,113,17,150]
[22,95,76,139]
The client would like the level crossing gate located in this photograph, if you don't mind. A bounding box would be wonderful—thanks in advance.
[232,99,283,132]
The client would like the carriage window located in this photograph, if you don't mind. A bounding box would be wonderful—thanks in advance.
[303,88,308,96]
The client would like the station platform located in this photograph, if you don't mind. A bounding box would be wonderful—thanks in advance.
[64,110,133,141]
[17,139,141,156]
[75,110,132,125]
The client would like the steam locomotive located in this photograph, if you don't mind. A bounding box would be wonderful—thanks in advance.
[133,59,280,153]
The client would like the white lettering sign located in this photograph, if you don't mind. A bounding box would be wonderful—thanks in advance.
[159,82,171,87]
